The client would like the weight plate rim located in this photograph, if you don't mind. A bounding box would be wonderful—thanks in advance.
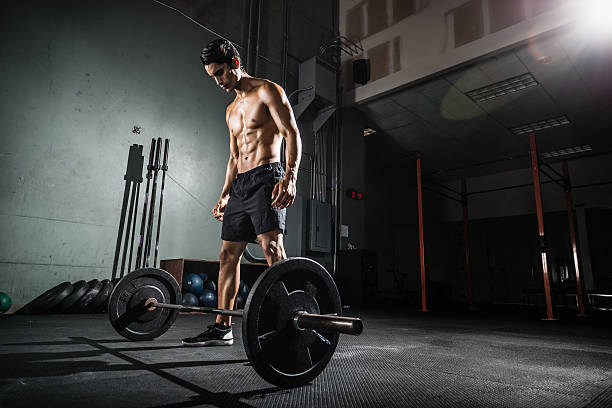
[58,280,89,312]
[27,282,74,313]
[71,279,104,313]
[97,281,115,313]
[108,268,181,341]
[84,280,113,313]
[242,257,341,388]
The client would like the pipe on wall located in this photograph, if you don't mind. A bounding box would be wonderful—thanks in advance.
[247,0,261,75]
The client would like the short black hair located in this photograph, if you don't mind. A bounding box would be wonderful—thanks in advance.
[200,39,243,70]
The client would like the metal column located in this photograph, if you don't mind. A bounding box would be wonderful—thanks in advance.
[416,158,428,312]
[461,179,473,310]
[529,133,555,320]
[246,0,261,75]
[562,161,586,316]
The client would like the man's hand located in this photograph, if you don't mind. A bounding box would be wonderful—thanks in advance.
[271,176,296,209]
[212,195,229,221]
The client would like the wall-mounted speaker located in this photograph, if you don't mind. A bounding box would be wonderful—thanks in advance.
[353,58,370,85]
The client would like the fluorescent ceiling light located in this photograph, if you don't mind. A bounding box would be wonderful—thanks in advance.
[510,115,570,135]
[466,73,538,102]
[363,128,377,136]
[542,145,592,159]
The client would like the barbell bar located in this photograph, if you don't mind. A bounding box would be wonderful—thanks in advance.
[144,300,363,335]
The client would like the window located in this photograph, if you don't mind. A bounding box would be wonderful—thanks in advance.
[453,0,484,47]
[489,0,526,33]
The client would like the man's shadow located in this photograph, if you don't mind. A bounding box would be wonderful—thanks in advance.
[1,337,297,408]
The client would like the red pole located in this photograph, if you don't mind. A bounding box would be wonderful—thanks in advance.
[529,133,555,320]
[416,158,428,312]
[562,161,586,316]
[461,179,473,310]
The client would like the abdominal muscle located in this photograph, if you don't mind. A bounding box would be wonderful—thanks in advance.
[235,123,283,174]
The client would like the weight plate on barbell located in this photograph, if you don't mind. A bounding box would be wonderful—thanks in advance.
[242,257,341,388]
[108,268,181,341]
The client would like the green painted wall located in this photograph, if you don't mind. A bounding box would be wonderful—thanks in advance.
[0,0,236,305]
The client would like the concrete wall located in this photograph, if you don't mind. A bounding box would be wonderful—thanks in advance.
[0,0,236,305]
[339,0,580,103]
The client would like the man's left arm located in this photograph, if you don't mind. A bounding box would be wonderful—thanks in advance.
[260,82,302,209]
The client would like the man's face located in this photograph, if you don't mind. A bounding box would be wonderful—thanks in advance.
[205,62,239,93]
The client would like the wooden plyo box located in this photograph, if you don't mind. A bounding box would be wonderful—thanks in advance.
[160,258,268,294]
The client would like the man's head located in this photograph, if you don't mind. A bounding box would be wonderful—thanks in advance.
[200,39,244,93]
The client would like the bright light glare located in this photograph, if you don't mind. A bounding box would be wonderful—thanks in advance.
[579,0,612,35]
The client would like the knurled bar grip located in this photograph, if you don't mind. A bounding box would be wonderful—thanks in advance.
[150,301,244,317]
[150,301,363,335]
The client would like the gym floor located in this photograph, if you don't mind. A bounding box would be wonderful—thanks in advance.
[1,310,611,407]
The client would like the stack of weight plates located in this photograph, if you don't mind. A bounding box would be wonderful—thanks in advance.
[18,278,118,314]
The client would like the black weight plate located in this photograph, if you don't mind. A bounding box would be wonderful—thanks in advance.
[56,280,89,313]
[70,280,103,313]
[242,258,341,388]
[97,280,115,313]
[108,268,181,341]
[25,282,74,314]
[84,280,112,313]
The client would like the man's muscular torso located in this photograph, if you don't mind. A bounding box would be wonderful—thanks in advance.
[227,78,283,174]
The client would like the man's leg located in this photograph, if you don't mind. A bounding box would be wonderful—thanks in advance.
[181,239,246,346]
[257,229,287,266]
[216,240,247,326]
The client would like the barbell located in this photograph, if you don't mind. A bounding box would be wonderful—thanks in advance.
[107,257,363,388]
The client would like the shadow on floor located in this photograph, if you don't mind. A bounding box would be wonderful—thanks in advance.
[1,336,289,408]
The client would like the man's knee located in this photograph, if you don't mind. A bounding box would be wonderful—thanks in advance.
[261,239,284,259]
[219,247,241,266]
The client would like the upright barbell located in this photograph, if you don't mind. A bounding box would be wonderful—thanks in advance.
[108,257,363,388]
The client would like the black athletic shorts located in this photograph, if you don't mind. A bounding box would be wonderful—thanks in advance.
[221,162,287,243]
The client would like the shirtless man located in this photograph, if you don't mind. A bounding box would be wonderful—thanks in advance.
[182,39,301,346]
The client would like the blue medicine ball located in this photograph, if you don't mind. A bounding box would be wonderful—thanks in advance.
[182,292,198,306]
[240,282,250,299]
[184,273,204,295]
[198,272,209,283]
[199,289,217,308]
[205,280,217,292]
[235,295,244,309]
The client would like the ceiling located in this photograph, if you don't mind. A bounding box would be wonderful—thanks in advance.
[359,25,612,180]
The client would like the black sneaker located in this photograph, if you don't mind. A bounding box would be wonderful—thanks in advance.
[181,324,233,346]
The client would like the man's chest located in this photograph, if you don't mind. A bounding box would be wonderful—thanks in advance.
[228,97,270,132]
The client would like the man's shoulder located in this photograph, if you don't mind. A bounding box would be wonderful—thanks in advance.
[248,77,282,95]
[250,79,285,104]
